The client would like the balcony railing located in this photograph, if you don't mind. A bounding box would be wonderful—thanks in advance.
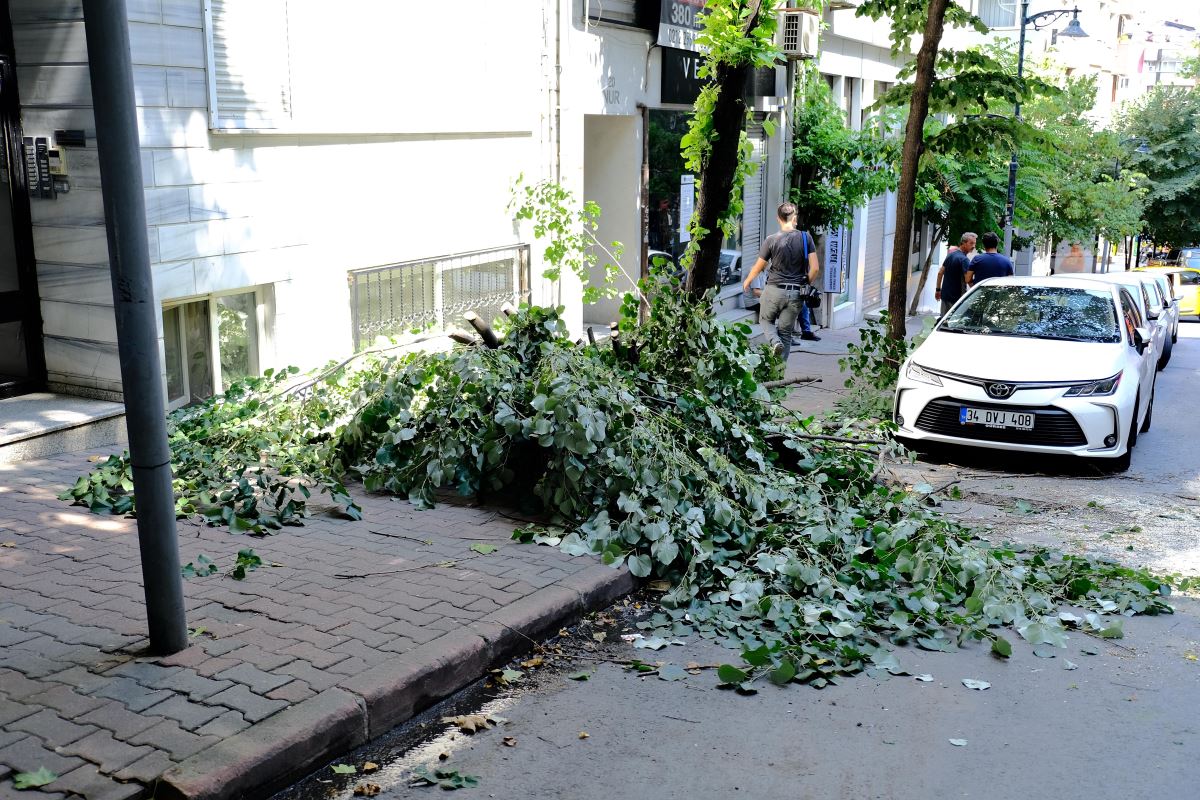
[349,244,531,351]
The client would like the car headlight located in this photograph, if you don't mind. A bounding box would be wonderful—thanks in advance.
[905,362,943,387]
[1064,372,1121,397]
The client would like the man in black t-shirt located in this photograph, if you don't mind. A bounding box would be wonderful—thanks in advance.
[741,202,819,360]
[935,231,976,316]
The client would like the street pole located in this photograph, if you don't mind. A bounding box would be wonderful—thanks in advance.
[83,0,188,654]
[1002,0,1030,267]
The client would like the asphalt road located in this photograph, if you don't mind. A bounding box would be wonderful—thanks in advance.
[274,322,1200,800]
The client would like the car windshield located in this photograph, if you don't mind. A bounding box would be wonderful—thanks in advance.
[1184,257,1200,269]
[940,285,1120,343]
[719,253,736,267]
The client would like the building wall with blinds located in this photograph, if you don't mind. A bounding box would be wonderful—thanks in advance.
[741,126,768,268]
[975,0,1017,29]
[206,0,292,130]
[862,193,887,310]
[586,0,655,28]
[204,0,540,134]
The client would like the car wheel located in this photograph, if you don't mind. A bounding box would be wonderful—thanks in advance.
[1111,408,1139,472]
[1127,393,1140,450]
[1158,338,1173,370]
[1140,384,1155,433]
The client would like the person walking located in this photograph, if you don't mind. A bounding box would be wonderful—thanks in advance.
[741,202,819,360]
[966,231,1014,285]
[934,232,976,317]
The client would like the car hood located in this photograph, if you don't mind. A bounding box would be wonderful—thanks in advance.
[911,331,1123,383]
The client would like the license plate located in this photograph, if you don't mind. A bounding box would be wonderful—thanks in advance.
[959,407,1034,430]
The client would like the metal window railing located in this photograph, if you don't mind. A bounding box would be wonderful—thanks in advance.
[349,244,530,351]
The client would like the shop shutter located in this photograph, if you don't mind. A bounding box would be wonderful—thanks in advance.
[862,193,887,310]
[206,0,293,129]
[588,0,638,25]
[741,129,767,268]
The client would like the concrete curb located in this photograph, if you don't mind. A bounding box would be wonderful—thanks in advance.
[157,563,635,800]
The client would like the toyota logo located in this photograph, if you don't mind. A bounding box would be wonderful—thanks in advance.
[985,382,1015,399]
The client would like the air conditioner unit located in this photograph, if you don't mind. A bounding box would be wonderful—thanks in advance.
[777,9,820,60]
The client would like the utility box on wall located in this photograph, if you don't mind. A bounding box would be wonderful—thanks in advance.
[777,9,820,60]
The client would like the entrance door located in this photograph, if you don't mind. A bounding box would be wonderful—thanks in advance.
[0,50,44,397]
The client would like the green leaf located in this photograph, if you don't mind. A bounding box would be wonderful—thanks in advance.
[12,767,58,789]
[627,554,653,578]
[991,636,1012,658]
[470,543,498,555]
[658,664,688,682]
[567,670,592,681]
[717,664,748,684]
[331,764,356,775]
[768,659,797,686]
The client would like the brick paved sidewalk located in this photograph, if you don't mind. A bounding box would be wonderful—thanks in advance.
[0,452,630,800]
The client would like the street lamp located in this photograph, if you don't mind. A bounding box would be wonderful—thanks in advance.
[1003,3,1088,267]
[1116,138,1151,269]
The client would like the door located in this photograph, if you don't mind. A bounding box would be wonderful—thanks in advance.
[0,50,44,397]
[862,193,887,310]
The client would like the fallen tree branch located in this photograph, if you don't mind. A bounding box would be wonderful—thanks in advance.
[763,375,822,389]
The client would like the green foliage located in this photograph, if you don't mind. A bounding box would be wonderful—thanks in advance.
[12,768,58,790]
[856,0,984,56]
[837,312,932,420]
[335,280,1172,689]
[231,548,263,580]
[789,63,899,230]
[510,176,628,303]
[1118,85,1200,247]
[181,554,217,579]
[61,360,388,532]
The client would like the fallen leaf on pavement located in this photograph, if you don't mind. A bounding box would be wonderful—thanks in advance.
[658,664,688,682]
[914,674,934,682]
[520,656,544,669]
[442,714,495,734]
[1,542,15,548]
[362,762,379,773]
[1063,660,1078,671]
[592,632,607,642]
[567,670,591,681]
[961,679,990,691]
[353,783,381,796]
[578,731,589,739]
[502,737,517,747]
[948,739,968,747]
[331,764,356,775]
[12,768,57,789]
[469,543,498,555]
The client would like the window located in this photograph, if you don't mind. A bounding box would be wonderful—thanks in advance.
[349,245,530,351]
[1178,269,1200,285]
[976,0,1017,29]
[162,290,263,408]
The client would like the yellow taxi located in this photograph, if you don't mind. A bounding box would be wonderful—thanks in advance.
[1138,265,1200,318]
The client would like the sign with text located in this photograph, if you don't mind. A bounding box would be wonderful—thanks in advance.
[824,226,847,294]
[658,0,706,52]
[679,174,695,242]
[661,47,781,106]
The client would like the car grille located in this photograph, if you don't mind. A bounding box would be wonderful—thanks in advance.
[914,398,1088,447]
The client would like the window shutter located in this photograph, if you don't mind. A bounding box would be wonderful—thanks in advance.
[206,0,292,130]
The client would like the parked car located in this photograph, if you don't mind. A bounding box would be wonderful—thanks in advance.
[1142,266,1200,318]
[648,249,685,285]
[895,277,1156,471]
[1136,270,1179,344]
[1077,272,1171,370]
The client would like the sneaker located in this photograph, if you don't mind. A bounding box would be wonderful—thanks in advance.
[800,331,821,341]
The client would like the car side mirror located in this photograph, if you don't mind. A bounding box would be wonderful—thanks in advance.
[1133,326,1150,353]
[1148,305,1161,320]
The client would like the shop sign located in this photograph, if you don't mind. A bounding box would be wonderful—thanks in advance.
[658,0,706,51]
[824,226,846,294]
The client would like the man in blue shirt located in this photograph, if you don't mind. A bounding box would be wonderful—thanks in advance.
[966,231,1014,285]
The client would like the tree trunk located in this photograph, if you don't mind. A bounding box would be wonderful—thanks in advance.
[907,224,944,316]
[687,0,764,297]
[885,0,950,340]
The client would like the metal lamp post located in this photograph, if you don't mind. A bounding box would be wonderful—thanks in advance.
[1003,2,1088,268]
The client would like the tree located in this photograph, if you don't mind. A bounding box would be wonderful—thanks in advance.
[859,0,969,339]
[1118,86,1200,248]
[682,0,778,296]
[787,62,898,232]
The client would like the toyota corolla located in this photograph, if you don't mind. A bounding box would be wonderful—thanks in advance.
[894,277,1157,470]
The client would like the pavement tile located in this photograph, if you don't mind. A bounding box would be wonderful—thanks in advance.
[43,666,113,695]
[7,709,97,748]
[104,662,181,687]
[23,684,107,720]
[265,680,315,704]
[280,641,349,670]
[144,668,231,701]
[193,710,250,739]
[275,661,342,693]
[126,720,217,762]
[74,702,160,740]
[0,698,37,728]
[0,734,88,776]
[89,678,174,713]
[111,750,174,783]
[139,695,225,732]
[52,763,144,800]
[204,684,288,724]
[213,663,292,694]
[58,729,154,774]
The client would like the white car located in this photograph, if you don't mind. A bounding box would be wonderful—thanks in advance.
[895,277,1157,471]
[1077,271,1172,370]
